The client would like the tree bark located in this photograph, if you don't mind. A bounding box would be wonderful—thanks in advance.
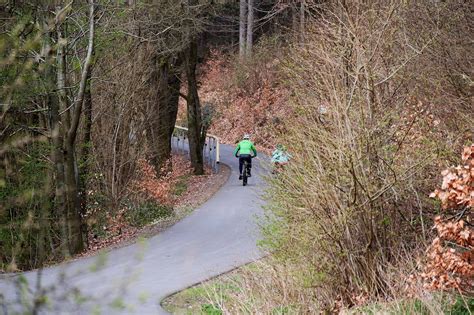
[55,8,73,257]
[292,3,298,32]
[300,0,305,44]
[64,140,82,254]
[185,40,204,175]
[50,67,69,257]
[183,0,204,175]
[79,66,93,248]
[239,0,247,60]
[147,55,182,173]
[246,0,254,57]
[65,0,95,254]
[54,0,95,255]
[41,21,59,263]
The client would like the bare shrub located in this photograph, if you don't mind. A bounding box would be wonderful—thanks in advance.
[91,42,150,210]
[262,0,473,309]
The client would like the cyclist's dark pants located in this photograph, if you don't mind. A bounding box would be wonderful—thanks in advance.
[239,154,252,174]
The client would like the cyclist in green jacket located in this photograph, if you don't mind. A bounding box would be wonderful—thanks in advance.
[234,134,257,180]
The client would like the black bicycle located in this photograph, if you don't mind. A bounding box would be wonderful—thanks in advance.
[241,155,257,186]
[242,159,251,186]
[236,154,254,186]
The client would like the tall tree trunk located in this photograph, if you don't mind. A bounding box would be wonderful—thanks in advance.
[64,140,83,254]
[41,23,57,263]
[185,40,204,175]
[50,65,69,257]
[42,8,69,258]
[239,0,247,60]
[64,0,95,254]
[182,0,204,175]
[55,10,73,257]
[292,3,298,32]
[54,0,95,255]
[57,21,81,255]
[300,0,305,44]
[147,55,182,173]
[246,0,254,57]
[79,67,93,248]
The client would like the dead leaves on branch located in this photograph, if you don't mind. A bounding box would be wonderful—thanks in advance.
[420,218,474,292]
[430,144,474,210]
[415,145,474,294]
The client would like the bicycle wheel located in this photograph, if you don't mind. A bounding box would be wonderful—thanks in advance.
[242,161,248,186]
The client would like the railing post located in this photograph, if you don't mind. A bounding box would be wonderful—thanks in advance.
[173,125,220,173]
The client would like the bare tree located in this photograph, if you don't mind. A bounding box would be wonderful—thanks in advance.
[184,0,205,175]
[239,0,247,59]
[53,0,96,254]
[246,0,254,57]
[300,0,305,43]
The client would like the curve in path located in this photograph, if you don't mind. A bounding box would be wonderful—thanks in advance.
[0,144,266,314]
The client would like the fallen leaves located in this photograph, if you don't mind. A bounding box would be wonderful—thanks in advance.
[84,154,219,255]
[131,156,192,205]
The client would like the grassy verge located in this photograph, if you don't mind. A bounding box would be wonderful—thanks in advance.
[161,258,313,314]
[161,266,246,315]
[163,256,474,315]
[346,295,474,315]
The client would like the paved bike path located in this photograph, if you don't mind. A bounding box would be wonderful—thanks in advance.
[0,144,266,314]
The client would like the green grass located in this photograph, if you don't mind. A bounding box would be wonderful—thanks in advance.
[348,295,474,315]
[162,272,243,315]
[448,295,474,315]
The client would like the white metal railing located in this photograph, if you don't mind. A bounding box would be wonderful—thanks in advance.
[173,125,220,172]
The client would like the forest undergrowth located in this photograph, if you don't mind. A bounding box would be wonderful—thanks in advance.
[82,155,223,256]
[173,1,473,313]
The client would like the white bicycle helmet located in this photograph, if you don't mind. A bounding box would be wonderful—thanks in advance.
[243,134,250,140]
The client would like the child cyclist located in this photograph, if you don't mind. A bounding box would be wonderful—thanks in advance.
[271,144,291,173]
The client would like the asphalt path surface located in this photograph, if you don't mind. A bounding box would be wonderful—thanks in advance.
[0,143,267,314]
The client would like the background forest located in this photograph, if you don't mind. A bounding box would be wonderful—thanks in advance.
[1,0,473,313]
